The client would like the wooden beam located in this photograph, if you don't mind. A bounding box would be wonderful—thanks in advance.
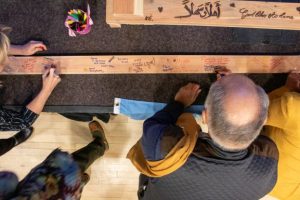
[113,0,135,15]
[106,0,300,30]
[2,55,300,75]
[107,0,144,27]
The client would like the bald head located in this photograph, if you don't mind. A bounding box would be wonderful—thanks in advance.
[221,75,260,126]
[204,74,269,151]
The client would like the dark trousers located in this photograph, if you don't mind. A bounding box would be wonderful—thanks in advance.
[72,139,105,173]
[138,174,149,199]
[0,138,15,156]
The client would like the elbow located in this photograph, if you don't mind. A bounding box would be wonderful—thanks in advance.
[143,118,156,133]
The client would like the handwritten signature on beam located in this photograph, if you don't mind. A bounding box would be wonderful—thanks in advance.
[175,0,221,19]
[239,8,294,20]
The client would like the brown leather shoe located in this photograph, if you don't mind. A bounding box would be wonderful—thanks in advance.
[81,173,90,185]
[88,121,109,150]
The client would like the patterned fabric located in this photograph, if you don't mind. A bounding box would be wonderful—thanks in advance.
[0,172,18,200]
[0,107,38,131]
[0,149,84,200]
[139,101,279,200]
[140,135,278,200]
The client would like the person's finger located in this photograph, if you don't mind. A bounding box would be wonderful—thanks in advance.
[190,84,196,90]
[194,89,201,98]
[33,45,47,52]
[192,84,200,92]
[42,70,49,79]
[30,41,47,51]
[193,88,201,94]
[54,73,61,79]
[35,44,47,51]
[193,83,200,88]
[49,68,55,77]
[54,76,61,84]
[191,91,200,102]
[42,70,50,79]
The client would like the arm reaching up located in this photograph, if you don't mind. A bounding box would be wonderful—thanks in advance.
[26,68,61,114]
[9,40,47,56]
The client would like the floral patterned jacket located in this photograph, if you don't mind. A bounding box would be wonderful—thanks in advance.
[0,149,85,200]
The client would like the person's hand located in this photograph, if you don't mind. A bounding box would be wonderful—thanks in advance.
[42,67,61,95]
[20,41,47,55]
[175,83,201,107]
[215,67,232,81]
[285,71,300,92]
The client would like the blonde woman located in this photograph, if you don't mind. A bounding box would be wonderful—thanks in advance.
[0,26,61,156]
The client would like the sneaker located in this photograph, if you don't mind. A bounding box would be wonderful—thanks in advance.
[88,121,109,150]
[13,127,33,146]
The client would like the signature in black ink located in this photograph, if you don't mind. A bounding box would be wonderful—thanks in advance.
[91,57,106,65]
[175,0,221,19]
[117,57,129,63]
[239,8,294,20]
[89,67,104,73]
[145,15,153,21]
[130,66,144,73]
[132,58,155,68]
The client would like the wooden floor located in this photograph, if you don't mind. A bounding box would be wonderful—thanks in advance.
[0,113,277,200]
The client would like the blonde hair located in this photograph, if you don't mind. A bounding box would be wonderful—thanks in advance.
[0,25,11,66]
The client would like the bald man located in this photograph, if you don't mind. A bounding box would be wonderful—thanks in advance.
[131,74,278,200]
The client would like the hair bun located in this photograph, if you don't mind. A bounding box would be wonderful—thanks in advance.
[0,25,12,34]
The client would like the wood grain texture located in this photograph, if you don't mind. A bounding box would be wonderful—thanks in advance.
[0,113,278,199]
[106,0,300,30]
[3,55,300,75]
[113,0,135,14]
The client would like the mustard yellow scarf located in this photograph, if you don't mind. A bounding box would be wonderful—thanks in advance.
[127,113,200,177]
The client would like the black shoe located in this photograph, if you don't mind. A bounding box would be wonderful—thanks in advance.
[13,127,33,146]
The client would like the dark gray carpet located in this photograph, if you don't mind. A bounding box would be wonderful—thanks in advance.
[0,0,299,110]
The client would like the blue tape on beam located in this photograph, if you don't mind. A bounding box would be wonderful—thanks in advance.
[114,98,204,120]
